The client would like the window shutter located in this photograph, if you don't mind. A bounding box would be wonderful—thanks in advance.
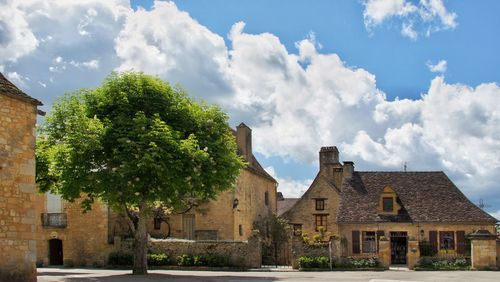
[456,231,465,254]
[429,231,438,254]
[352,230,360,254]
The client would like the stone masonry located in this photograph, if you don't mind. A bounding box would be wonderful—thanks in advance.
[0,73,42,282]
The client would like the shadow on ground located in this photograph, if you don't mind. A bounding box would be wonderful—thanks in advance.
[41,273,279,282]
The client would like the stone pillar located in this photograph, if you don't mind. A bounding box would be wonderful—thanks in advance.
[407,239,420,270]
[378,239,390,268]
[470,230,497,270]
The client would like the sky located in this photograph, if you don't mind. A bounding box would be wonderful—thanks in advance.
[1,0,499,219]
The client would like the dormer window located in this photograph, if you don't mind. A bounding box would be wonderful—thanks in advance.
[378,186,400,214]
[382,197,393,212]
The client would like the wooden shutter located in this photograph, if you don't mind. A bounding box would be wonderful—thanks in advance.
[429,231,438,254]
[456,231,465,254]
[352,230,360,254]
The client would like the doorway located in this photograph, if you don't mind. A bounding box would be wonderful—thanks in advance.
[390,231,407,265]
[182,214,195,240]
[49,239,63,265]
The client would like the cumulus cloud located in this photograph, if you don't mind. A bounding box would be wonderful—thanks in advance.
[265,166,312,198]
[363,0,457,39]
[3,0,500,212]
[426,59,447,73]
[115,1,233,102]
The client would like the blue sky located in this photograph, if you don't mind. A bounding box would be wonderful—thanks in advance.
[1,0,500,217]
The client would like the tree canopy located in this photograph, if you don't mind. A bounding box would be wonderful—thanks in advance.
[36,72,245,274]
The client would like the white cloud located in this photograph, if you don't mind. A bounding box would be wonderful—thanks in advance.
[489,210,500,222]
[6,71,30,88]
[265,166,312,198]
[363,0,457,39]
[2,0,499,210]
[426,59,447,73]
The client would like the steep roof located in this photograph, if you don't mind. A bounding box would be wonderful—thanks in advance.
[230,128,276,183]
[338,171,498,224]
[0,72,42,106]
[277,198,299,216]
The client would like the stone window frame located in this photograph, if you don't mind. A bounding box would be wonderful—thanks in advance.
[382,197,393,212]
[315,198,325,211]
[439,231,455,250]
[362,231,377,254]
[314,214,328,232]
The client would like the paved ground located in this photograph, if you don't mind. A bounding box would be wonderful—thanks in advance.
[37,268,500,282]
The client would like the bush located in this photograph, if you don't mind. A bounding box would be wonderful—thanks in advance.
[177,254,194,266]
[193,255,207,266]
[108,251,133,266]
[147,253,170,266]
[417,257,470,270]
[298,256,330,269]
[206,254,230,267]
[336,256,379,268]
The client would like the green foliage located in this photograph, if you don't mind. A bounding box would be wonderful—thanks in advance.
[417,257,470,270]
[253,212,290,265]
[36,71,245,211]
[177,254,194,266]
[313,234,322,242]
[147,253,170,266]
[298,256,330,269]
[108,251,133,266]
[176,254,230,267]
[337,256,379,268]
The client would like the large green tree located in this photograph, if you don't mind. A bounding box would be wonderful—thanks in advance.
[36,72,245,274]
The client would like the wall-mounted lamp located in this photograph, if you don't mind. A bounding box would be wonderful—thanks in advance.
[420,229,425,238]
[233,198,239,209]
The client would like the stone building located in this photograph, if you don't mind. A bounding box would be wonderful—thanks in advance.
[34,195,113,266]
[148,123,278,241]
[280,146,498,269]
[0,73,43,281]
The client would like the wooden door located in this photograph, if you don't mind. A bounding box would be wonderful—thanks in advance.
[49,239,63,265]
[183,214,195,240]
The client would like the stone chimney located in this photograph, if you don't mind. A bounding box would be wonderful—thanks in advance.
[236,122,252,161]
[343,161,354,179]
[319,146,343,187]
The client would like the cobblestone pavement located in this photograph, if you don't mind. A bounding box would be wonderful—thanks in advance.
[37,268,500,282]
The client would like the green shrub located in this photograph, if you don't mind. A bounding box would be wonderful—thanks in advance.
[108,251,133,266]
[147,253,170,266]
[177,254,194,266]
[206,254,230,267]
[417,257,470,270]
[336,256,379,268]
[298,256,330,269]
[193,255,208,266]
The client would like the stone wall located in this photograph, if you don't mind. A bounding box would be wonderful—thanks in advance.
[34,196,113,266]
[147,236,262,268]
[497,240,500,268]
[0,94,38,282]
[148,168,276,241]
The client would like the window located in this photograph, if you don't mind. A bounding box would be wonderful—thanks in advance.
[154,218,162,230]
[362,231,376,253]
[292,224,302,236]
[239,224,243,236]
[264,191,269,206]
[439,231,455,250]
[315,199,325,211]
[315,214,328,231]
[382,197,393,212]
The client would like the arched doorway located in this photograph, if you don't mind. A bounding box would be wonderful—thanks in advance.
[49,239,63,265]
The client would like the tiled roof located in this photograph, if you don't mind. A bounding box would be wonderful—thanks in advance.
[0,72,42,106]
[277,198,299,216]
[338,171,498,223]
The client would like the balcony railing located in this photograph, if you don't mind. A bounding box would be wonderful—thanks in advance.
[41,213,67,228]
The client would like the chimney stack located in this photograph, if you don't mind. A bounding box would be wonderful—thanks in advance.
[236,123,252,161]
[343,161,354,179]
[319,146,339,171]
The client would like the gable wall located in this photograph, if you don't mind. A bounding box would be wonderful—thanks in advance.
[283,177,341,240]
[0,94,37,281]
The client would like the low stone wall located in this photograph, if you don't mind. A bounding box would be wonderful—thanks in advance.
[147,236,261,268]
[497,240,500,268]
[290,237,336,268]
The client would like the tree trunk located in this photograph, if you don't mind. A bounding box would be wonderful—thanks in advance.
[132,206,148,275]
